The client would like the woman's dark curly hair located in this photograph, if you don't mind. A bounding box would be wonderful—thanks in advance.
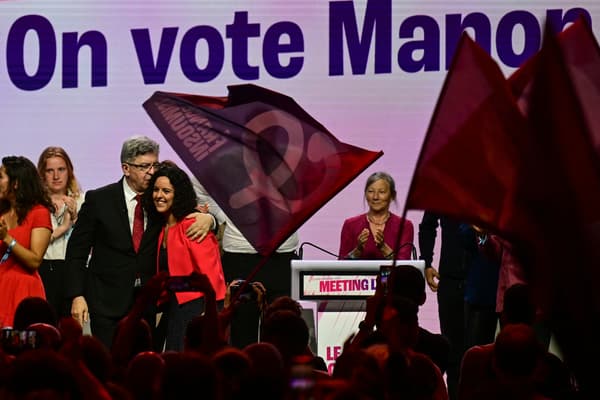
[142,161,197,222]
[0,156,53,223]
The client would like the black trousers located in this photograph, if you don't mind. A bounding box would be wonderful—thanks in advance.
[38,259,71,318]
[90,290,157,351]
[437,277,465,400]
[464,302,498,349]
[222,251,296,348]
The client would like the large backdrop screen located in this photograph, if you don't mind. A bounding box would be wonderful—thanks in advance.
[2,0,598,259]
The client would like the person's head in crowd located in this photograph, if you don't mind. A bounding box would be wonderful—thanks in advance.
[261,310,310,366]
[120,135,160,194]
[385,351,443,400]
[57,316,83,344]
[0,155,53,221]
[390,265,426,306]
[493,323,542,380]
[13,296,57,330]
[142,160,197,223]
[263,295,303,320]
[26,323,62,351]
[160,352,218,400]
[363,171,397,212]
[125,351,165,400]
[501,283,536,327]
[79,335,113,384]
[111,316,153,372]
[37,146,81,198]
[2,349,83,399]
[379,295,420,352]
[212,347,253,400]
[333,349,384,399]
[371,265,427,329]
[243,342,286,400]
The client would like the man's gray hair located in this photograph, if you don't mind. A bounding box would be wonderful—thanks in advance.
[120,135,160,163]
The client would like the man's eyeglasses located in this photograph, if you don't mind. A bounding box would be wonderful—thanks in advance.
[125,162,161,172]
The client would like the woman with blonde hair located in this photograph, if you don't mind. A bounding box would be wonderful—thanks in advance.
[37,146,84,317]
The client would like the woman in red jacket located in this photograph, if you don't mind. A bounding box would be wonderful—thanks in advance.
[143,161,226,351]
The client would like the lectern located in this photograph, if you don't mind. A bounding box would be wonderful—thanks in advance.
[290,259,425,373]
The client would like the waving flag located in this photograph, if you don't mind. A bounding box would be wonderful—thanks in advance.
[406,20,600,395]
[405,33,530,237]
[515,21,600,394]
[144,84,382,256]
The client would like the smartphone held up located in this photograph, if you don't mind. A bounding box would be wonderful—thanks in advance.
[379,265,393,294]
[165,275,198,292]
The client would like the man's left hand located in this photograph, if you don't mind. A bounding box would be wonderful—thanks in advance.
[185,212,215,242]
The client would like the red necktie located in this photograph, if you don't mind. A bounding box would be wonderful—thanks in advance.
[132,194,144,252]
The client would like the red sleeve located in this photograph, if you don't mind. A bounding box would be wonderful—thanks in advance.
[186,233,226,300]
[338,218,355,259]
[397,218,415,260]
[30,205,52,231]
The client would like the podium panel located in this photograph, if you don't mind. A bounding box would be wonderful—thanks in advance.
[291,259,425,373]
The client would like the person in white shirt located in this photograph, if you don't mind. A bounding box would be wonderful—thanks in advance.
[37,146,85,318]
[192,178,299,348]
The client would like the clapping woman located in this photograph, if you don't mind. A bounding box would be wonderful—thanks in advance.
[339,171,414,260]
[37,146,84,317]
[0,156,53,327]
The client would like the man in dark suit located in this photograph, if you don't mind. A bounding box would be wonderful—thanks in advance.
[65,136,214,349]
[418,212,466,400]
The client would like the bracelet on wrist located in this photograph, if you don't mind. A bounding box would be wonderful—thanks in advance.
[1,238,17,264]
[384,251,394,259]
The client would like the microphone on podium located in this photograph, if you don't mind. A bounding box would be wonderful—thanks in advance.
[298,242,339,259]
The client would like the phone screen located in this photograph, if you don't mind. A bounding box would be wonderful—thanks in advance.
[1,328,37,355]
[380,265,392,293]
[166,276,193,292]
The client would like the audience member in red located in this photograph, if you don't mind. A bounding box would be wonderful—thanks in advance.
[125,351,165,400]
[160,351,218,400]
[13,296,57,330]
[261,309,312,370]
[242,342,287,400]
[263,295,327,372]
[459,283,575,400]
[212,347,253,400]
[332,347,384,399]
[0,156,53,328]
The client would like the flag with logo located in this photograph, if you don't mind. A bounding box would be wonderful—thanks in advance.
[143,84,382,256]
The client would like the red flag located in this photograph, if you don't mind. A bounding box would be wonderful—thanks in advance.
[405,33,530,237]
[143,84,382,256]
[510,17,600,155]
[516,21,600,394]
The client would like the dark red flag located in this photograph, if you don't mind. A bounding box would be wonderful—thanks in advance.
[510,17,600,154]
[143,84,382,256]
[515,21,600,395]
[404,33,530,237]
